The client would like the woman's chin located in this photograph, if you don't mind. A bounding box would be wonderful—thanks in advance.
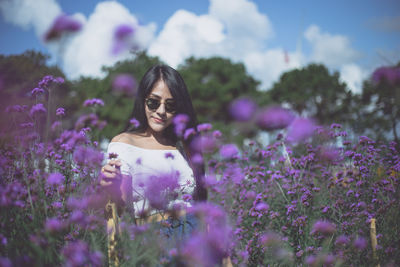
[148,122,167,133]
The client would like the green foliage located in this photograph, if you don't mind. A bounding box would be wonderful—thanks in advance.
[178,56,261,123]
[0,50,71,140]
[268,64,352,126]
[70,52,163,140]
[359,69,400,144]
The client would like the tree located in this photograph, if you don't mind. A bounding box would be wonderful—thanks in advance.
[359,63,400,144]
[70,52,163,140]
[178,57,261,124]
[268,64,353,126]
[0,50,69,142]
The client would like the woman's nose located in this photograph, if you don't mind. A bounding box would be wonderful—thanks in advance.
[156,103,166,115]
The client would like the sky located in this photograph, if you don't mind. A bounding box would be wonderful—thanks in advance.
[1,0,399,93]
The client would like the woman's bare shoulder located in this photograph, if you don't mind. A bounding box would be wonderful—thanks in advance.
[111,132,137,144]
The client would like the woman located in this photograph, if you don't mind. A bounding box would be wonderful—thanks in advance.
[100,64,206,228]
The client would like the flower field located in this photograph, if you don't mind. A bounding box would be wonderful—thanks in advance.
[0,74,399,267]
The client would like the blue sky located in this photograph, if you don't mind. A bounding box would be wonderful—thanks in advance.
[1,0,399,92]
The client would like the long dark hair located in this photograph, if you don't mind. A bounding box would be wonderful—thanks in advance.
[125,64,207,201]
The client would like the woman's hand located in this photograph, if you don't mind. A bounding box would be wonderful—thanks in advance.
[100,159,122,187]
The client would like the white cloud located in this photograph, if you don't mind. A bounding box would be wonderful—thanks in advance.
[209,0,273,53]
[148,0,279,88]
[1,0,368,93]
[244,49,303,89]
[0,0,156,80]
[0,0,61,36]
[304,25,360,68]
[340,63,366,94]
[148,10,225,68]
[62,1,156,79]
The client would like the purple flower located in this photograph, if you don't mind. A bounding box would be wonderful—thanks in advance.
[213,130,222,138]
[229,98,257,121]
[30,103,46,116]
[353,236,367,251]
[311,220,336,236]
[73,146,104,167]
[197,123,212,132]
[31,87,45,96]
[5,104,28,113]
[83,98,104,107]
[142,172,180,210]
[51,121,62,131]
[0,257,12,267]
[191,153,204,165]
[55,76,65,84]
[61,240,89,266]
[256,106,295,130]
[173,114,190,137]
[164,152,174,159]
[44,14,82,41]
[129,118,140,129]
[219,144,239,159]
[183,128,196,140]
[112,74,137,96]
[183,203,231,266]
[191,134,217,153]
[372,66,400,85]
[20,122,34,129]
[45,217,65,232]
[56,107,65,116]
[183,194,193,202]
[114,24,135,40]
[47,172,65,185]
[255,202,269,211]
[335,235,349,246]
[112,24,136,55]
[286,118,316,143]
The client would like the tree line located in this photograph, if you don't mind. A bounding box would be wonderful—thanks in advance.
[0,50,398,145]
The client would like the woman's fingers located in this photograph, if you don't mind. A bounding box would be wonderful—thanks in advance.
[108,159,122,168]
[100,160,122,187]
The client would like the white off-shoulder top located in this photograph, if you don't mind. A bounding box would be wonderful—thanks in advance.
[106,142,195,215]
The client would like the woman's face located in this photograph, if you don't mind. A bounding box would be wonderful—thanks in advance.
[145,79,176,133]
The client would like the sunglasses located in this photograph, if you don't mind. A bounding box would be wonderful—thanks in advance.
[145,98,177,113]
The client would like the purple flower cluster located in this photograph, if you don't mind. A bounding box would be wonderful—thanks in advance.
[142,172,180,210]
[229,97,257,122]
[111,24,137,55]
[1,73,399,266]
[83,98,104,107]
[44,14,82,42]
[372,66,400,85]
[112,74,137,96]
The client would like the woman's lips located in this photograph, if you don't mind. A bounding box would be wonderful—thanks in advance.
[152,117,165,124]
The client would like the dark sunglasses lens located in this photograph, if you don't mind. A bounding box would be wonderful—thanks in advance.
[146,98,176,113]
[146,98,160,110]
[165,102,176,113]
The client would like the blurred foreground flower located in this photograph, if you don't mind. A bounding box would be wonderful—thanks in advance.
[112,74,137,96]
[256,106,295,131]
[286,118,316,143]
[47,172,65,186]
[229,98,257,122]
[142,172,180,210]
[173,114,189,137]
[111,24,136,55]
[219,144,239,159]
[30,103,46,117]
[44,14,82,42]
[311,220,336,237]
[129,118,140,129]
[83,98,104,107]
[372,66,400,85]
